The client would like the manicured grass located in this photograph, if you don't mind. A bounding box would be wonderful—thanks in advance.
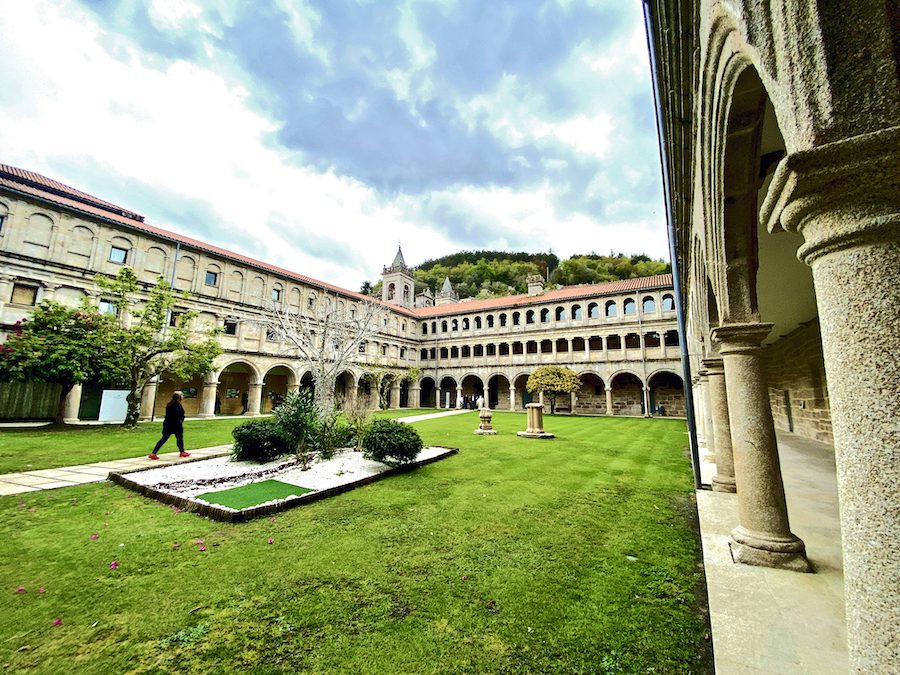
[0,414,710,673]
[197,480,313,510]
[0,409,437,474]
[372,407,438,419]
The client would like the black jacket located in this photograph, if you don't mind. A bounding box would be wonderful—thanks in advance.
[162,401,185,433]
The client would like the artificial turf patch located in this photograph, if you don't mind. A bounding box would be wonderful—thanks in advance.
[197,480,313,509]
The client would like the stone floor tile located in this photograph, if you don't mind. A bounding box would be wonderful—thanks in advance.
[0,482,39,495]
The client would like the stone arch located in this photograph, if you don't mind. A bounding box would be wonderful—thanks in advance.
[648,370,685,417]
[419,376,437,408]
[216,360,262,415]
[575,370,606,415]
[439,376,458,408]
[512,371,533,410]
[608,370,645,416]
[262,364,297,413]
[487,372,511,409]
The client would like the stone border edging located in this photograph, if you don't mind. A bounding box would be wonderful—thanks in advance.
[108,447,459,523]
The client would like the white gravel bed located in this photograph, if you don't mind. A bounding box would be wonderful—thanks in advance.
[123,446,451,500]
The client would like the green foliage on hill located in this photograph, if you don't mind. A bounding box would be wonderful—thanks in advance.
[367,251,670,300]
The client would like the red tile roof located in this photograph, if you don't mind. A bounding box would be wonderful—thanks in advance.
[0,164,673,320]
[412,275,674,317]
[0,164,144,222]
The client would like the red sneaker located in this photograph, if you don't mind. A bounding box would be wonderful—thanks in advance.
[148,454,159,460]
[179,451,191,458]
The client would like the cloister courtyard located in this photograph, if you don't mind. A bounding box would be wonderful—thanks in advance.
[0,412,713,674]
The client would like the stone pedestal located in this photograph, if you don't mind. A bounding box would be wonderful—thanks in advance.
[474,408,496,435]
[704,358,736,493]
[138,378,158,422]
[517,403,554,439]
[62,383,82,423]
[508,386,516,411]
[712,323,810,572]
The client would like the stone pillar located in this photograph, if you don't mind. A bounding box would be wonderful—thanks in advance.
[570,391,577,415]
[508,386,516,411]
[711,323,810,572]
[198,376,218,418]
[761,131,900,669]
[390,381,401,409]
[246,382,262,416]
[704,358,736,493]
[455,386,463,409]
[139,377,159,422]
[62,383,82,423]
[410,386,421,408]
[697,371,716,462]
[605,387,613,416]
[642,386,652,417]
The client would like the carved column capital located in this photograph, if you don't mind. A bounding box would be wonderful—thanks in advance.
[711,322,773,355]
[761,127,900,265]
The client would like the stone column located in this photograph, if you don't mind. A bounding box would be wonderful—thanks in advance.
[761,131,900,669]
[63,383,82,423]
[0,273,13,314]
[198,376,218,418]
[605,387,613,415]
[410,385,421,408]
[246,382,262,416]
[139,377,159,422]
[570,391,577,414]
[711,323,810,572]
[390,381,401,409]
[642,386,652,417]
[703,358,736,493]
[697,370,716,462]
[455,386,463,409]
[508,386,516,411]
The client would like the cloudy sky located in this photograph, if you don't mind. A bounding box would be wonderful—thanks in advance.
[0,0,667,291]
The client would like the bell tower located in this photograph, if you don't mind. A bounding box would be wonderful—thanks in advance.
[381,245,415,308]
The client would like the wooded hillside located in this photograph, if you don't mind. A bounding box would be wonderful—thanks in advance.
[367,251,670,300]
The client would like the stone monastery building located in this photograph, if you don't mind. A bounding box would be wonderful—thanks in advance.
[0,163,685,422]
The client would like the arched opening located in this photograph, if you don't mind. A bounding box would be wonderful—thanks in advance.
[387,283,395,301]
[554,306,565,321]
[623,299,636,315]
[513,373,532,409]
[217,362,257,416]
[419,377,437,408]
[263,365,295,413]
[460,374,484,408]
[605,300,617,317]
[588,302,599,318]
[439,376,457,409]
[155,371,204,418]
[609,372,644,416]
[488,373,511,409]
[334,370,356,409]
[540,308,550,323]
[575,372,605,415]
[474,316,482,329]
[642,296,656,313]
[648,371,684,417]
[571,304,582,320]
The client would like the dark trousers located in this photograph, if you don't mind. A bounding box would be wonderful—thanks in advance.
[153,430,185,453]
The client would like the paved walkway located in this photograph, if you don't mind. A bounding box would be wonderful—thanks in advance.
[697,433,847,674]
[0,446,232,496]
[395,408,474,423]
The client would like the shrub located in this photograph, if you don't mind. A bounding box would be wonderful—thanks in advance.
[315,415,353,460]
[362,419,423,465]
[274,390,320,469]
[231,419,292,463]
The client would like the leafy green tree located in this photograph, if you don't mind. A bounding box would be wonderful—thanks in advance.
[526,365,581,415]
[97,267,222,428]
[0,300,120,424]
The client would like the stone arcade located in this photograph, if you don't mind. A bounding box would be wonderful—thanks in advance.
[646,1,899,671]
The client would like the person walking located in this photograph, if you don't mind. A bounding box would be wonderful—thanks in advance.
[149,391,190,459]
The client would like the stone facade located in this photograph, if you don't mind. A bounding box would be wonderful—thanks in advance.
[0,164,685,423]
[647,1,899,670]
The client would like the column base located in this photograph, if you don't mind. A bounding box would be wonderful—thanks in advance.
[62,417,80,425]
[474,429,497,435]
[711,474,737,493]
[243,412,261,417]
[729,526,812,572]
[516,432,555,439]
[197,413,216,419]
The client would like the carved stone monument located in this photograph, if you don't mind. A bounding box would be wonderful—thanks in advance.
[517,403,555,439]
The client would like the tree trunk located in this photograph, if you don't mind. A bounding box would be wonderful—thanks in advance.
[56,383,74,425]
[123,388,141,428]
[549,394,557,415]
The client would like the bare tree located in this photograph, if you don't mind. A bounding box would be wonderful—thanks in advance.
[263,292,387,417]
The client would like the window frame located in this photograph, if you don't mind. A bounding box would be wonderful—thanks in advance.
[108,245,128,265]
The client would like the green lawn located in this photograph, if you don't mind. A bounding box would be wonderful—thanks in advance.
[197,480,313,510]
[0,414,710,673]
[0,408,441,474]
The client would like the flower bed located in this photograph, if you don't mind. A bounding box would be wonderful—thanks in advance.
[109,446,457,522]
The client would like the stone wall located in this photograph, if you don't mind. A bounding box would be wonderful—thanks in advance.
[575,380,605,414]
[611,384,643,416]
[653,384,685,417]
[762,320,832,444]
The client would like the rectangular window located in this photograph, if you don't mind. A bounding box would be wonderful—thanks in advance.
[169,311,184,327]
[205,271,219,286]
[10,283,38,306]
[266,328,277,342]
[98,300,118,316]
[224,319,238,335]
[271,288,281,302]
[109,246,128,264]
[0,214,6,234]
